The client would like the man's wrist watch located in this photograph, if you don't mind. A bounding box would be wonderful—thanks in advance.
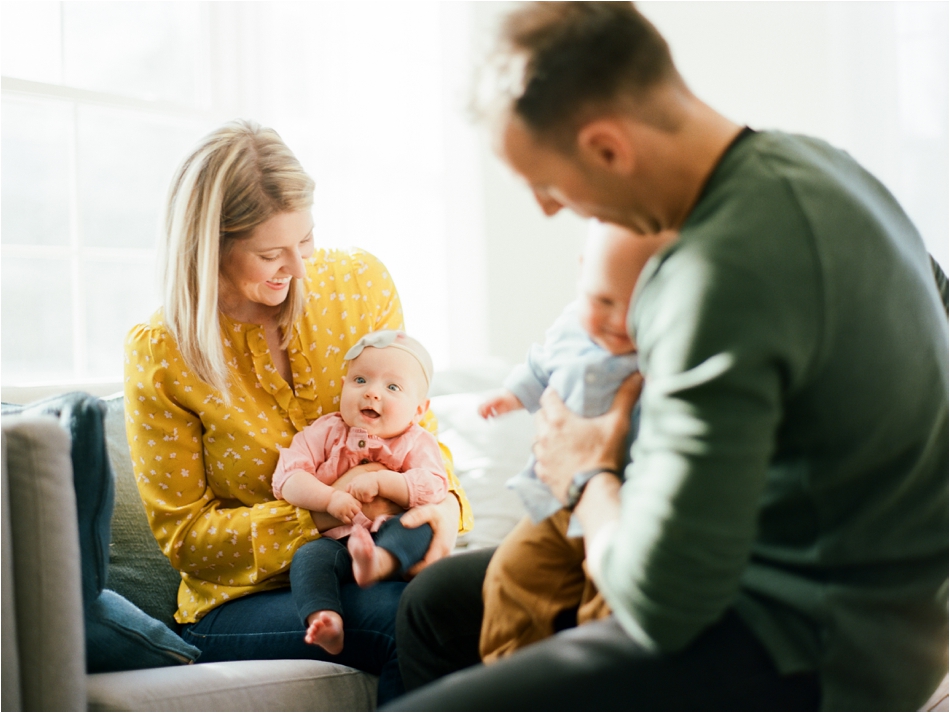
[565,467,622,511]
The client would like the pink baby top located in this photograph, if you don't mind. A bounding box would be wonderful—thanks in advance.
[271,411,449,539]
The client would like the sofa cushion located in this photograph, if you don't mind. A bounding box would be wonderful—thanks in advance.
[86,659,377,711]
[101,393,182,629]
[2,394,198,673]
[429,389,534,550]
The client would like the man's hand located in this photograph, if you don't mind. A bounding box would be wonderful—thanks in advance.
[535,372,643,503]
[326,490,363,524]
[347,472,381,503]
[400,495,462,577]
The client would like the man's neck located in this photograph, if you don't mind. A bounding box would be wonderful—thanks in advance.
[628,93,743,231]
[670,104,745,228]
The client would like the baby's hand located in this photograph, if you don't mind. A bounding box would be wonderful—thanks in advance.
[327,490,363,524]
[347,473,380,503]
[477,390,524,419]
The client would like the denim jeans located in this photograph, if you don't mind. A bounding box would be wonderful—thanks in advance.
[290,517,433,622]
[181,583,406,705]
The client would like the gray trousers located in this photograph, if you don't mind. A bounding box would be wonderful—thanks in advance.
[386,548,820,712]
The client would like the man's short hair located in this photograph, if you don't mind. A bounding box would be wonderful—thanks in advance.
[482,2,680,143]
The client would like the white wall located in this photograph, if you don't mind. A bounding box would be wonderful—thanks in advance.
[473,1,949,366]
[3,2,945,384]
[639,1,948,269]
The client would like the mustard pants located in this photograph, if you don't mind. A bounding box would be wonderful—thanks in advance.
[479,509,611,663]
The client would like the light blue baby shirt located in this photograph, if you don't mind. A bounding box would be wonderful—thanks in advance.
[503,301,640,531]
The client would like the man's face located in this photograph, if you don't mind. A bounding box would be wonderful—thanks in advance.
[500,114,637,228]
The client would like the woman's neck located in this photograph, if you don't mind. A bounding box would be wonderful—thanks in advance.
[218,294,281,328]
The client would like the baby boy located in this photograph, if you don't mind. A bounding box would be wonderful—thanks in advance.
[478,222,674,662]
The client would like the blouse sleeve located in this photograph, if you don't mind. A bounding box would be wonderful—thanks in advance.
[399,429,450,508]
[357,252,474,534]
[124,323,319,594]
[271,416,338,499]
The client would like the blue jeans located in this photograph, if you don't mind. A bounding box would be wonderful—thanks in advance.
[290,517,433,622]
[181,583,406,705]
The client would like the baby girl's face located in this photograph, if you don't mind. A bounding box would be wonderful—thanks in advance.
[578,225,675,355]
[340,347,429,439]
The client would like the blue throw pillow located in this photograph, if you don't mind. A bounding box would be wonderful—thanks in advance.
[3,392,200,671]
[86,590,200,672]
[2,393,112,603]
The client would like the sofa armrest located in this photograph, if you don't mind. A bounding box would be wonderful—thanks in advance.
[2,416,87,711]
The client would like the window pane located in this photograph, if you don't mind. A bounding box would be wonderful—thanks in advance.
[1,96,72,247]
[83,258,158,379]
[63,2,207,106]
[1,257,74,381]
[0,1,62,84]
[77,105,207,249]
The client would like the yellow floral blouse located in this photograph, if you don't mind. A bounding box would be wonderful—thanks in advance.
[124,248,473,624]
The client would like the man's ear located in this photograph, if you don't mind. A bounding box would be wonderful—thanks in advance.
[577,119,635,175]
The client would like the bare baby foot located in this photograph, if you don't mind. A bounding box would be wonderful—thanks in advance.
[348,526,380,588]
[304,610,344,654]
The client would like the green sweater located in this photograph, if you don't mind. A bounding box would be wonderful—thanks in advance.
[598,130,948,711]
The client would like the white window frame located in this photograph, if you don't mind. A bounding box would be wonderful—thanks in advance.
[0,3,254,387]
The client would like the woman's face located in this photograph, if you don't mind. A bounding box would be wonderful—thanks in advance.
[218,210,315,321]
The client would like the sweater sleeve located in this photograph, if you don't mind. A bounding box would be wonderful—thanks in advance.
[592,245,816,652]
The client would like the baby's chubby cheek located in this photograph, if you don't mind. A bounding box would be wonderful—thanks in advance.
[577,303,598,336]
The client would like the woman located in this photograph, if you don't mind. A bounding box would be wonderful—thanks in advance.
[124,120,472,704]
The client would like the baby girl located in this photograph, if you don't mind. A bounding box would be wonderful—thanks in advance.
[271,330,446,654]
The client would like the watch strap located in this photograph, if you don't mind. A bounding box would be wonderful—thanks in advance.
[565,467,622,511]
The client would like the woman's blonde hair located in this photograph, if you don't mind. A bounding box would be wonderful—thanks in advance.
[161,119,315,395]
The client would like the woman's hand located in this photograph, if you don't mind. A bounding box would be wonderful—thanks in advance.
[534,372,643,503]
[400,494,462,577]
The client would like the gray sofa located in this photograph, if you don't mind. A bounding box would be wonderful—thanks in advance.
[1,365,531,711]
[3,367,947,711]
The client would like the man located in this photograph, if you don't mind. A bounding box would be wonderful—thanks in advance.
[389,3,948,710]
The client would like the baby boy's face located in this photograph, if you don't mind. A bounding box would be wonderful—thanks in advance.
[578,225,675,355]
[340,347,429,439]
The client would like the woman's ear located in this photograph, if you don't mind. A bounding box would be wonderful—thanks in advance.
[577,119,635,176]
